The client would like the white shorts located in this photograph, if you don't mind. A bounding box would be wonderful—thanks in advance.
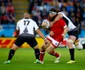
[46,35,59,48]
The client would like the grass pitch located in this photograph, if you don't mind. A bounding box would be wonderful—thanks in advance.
[0,48,85,70]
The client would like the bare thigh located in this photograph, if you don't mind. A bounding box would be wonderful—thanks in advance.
[46,44,56,54]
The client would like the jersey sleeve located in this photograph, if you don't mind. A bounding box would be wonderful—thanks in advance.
[16,21,20,30]
[60,19,67,28]
[34,22,39,30]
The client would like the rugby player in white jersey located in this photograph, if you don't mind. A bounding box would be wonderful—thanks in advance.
[4,13,45,64]
[49,8,83,63]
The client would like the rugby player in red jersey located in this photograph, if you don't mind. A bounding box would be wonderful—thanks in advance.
[39,9,68,64]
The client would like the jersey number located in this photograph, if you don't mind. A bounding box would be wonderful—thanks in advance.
[23,20,30,33]
[24,20,30,26]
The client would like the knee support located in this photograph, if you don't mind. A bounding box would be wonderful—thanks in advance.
[67,39,74,43]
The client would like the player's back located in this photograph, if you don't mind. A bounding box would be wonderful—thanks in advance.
[58,12,76,31]
[17,18,38,35]
[51,18,65,34]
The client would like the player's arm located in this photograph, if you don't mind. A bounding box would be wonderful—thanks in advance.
[34,21,46,40]
[36,28,46,40]
[51,14,63,24]
[62,26,68,37]
[60,19,68,37]
[13,30,19,37]
[13,21,20,37]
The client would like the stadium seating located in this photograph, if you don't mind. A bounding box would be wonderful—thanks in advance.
[0,24,15,37]
[79,30,85,38]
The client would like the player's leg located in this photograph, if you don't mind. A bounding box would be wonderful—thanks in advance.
[39,39,50,64]
[67,36,76,64]
[28,38,41,63]
[4,36,24,64]
[4,44,19,64]
[74,39,83,50]
[46,44,60,63]
[33,45,40,63]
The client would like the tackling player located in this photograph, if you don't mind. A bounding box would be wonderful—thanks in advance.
[4,13,45,64]
[49,8,82,63]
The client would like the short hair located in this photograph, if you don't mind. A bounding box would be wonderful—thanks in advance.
[49,8,57,13]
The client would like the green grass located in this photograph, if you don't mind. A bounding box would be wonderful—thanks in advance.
[0,48,85,70]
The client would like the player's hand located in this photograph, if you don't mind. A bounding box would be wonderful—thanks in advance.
[50,31,54,36]
[62,34,65,39]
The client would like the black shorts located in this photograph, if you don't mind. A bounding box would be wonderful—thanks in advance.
[68,29,78,39]
[14,35,38,48]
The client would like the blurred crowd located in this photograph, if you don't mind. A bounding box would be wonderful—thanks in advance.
[0,0,85,37]
[0,0,16,25]
[28,0,85,36]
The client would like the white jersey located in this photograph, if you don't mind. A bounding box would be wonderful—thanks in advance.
[16,18,39,35]
[58,12,76,31]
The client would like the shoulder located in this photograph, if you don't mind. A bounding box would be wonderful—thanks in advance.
[59,18,65,23]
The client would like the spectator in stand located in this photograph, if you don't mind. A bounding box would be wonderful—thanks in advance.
[41,7,48,19]
[81,21,85,29]
[43,0,52,3]
[6,1,15,24]
[7,13,16,24]
[0,0,4,5]
[28,0,35,14]
[81,8,85,29]
[0,13,9,24]
[66,1,74,13]
[5,0,12,6]
[80,0,85,9]
[0,2,6,15]
[74,1,83,22]
[6,1,14,15]
[32,7,39,25]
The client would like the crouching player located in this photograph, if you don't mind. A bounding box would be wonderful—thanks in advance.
[3,13,45,64]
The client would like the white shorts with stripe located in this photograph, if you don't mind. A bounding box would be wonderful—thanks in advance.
[46,35,59,48]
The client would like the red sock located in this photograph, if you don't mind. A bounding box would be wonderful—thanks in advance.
[51,51,59,58]
[39,50,45,62]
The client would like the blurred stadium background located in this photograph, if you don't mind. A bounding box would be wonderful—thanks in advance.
[0,0,85,38]
[0,0,85,70]
[0,0,85,47]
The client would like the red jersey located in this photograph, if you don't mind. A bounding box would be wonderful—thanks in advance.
[50,18,66,42]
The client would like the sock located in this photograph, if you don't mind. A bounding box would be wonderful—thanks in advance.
[8,49,15,60]
[39,50,45,62]
[34,49,40,60]
[83,44,85,49]
[69,49,75,60]
[49,51,59,58]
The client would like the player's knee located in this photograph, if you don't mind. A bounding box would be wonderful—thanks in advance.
[67,39,75,48]
[67,39,74,44]
[11,44,19,51]
[33,45,39,49]
[41,45,45,50]
[46,49,52,54]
